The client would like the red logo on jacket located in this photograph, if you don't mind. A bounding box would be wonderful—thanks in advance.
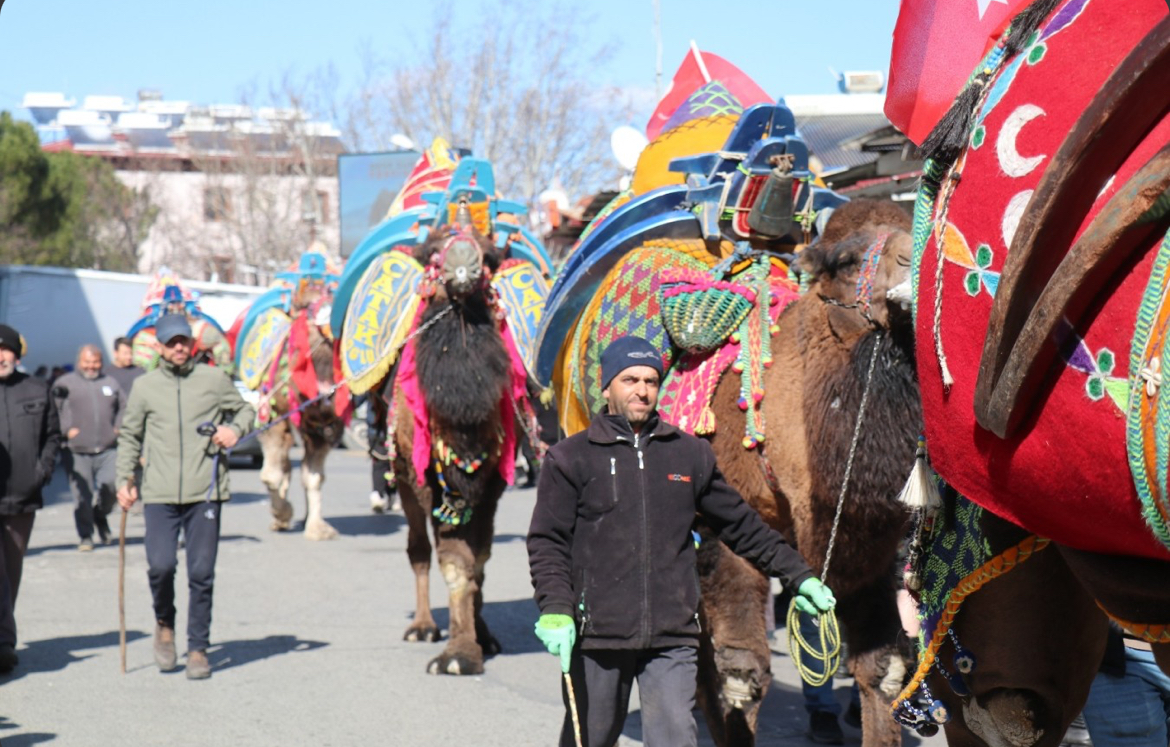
[667,474,691,483]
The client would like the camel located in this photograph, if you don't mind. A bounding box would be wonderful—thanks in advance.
[692,200,921,747]
[885,2,1170,745]
[234,254,350,541]
[389,207,528,675]
[257,312,348,541]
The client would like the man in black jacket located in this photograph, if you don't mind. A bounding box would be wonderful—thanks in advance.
[0,324,62,674]
[528,336,835,747]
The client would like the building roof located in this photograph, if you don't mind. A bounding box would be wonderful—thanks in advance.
[793,113,891,173]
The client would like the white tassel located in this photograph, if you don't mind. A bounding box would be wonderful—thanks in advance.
[898,441,941,511]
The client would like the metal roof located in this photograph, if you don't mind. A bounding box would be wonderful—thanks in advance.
[794,113,891,173]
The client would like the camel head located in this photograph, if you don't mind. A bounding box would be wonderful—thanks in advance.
[801,199,914,337]
[416,199,501,304]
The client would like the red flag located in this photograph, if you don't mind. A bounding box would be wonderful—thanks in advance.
[886,0,1028,145]
[646,44,772,141]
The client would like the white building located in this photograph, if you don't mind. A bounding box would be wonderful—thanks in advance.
[24,90,344,285]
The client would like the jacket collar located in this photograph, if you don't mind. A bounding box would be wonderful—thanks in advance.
[160,358,196,378]
[587,410,679,444]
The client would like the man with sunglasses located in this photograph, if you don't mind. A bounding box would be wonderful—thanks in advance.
[115,314,254,680]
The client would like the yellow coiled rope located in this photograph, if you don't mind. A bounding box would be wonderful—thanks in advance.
[787,332,882,687]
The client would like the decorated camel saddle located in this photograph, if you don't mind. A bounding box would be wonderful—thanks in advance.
[334,155,554,522]
[536,93,845,442]
[888,0,1170,731]
[127,270,232,371]
[232,248,349,425]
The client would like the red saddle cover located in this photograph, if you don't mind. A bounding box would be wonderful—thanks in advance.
[915,0,1170,561]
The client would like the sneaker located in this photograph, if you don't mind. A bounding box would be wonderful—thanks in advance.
[186,650,211,680]
[389,493,402,512]
[808,711,845,745]
[0,643,18,675]
[369,490,389,514]
[153,623,177,671]
[78,538,94,552]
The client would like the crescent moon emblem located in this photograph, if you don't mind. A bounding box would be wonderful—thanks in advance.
[997,104,1046,178]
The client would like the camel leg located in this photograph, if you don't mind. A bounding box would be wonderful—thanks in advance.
[471,486,501,658]
[428,531,484,675]
[299,437,337,541]
[938,517,1107,747]
[695,535,772,747]
[258,420,295,531]
[835,575,908,747]
[399,468,440,643]
[428,481,503,675]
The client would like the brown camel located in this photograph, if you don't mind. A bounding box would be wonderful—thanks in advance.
[258,292,347,541]
[390,217,520,675]
[696,200,921,747]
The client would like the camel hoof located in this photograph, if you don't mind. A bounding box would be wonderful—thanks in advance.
[403,622,442,643]
[303,520,338,541]
[426,651,483,676]
[269,519,293,532]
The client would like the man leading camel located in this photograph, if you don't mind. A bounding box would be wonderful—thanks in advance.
[528,335,836,747]
[115,314,254,680]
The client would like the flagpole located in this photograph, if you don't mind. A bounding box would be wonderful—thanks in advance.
[689,39,711,83]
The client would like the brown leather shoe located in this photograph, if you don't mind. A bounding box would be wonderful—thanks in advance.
[153,623,177,671]
[186,650,211,680]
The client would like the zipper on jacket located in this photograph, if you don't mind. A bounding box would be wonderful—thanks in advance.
[638,432,650,646]
[176,375,183,501]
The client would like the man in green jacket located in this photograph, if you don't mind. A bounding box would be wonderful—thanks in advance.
[115,314,255,680]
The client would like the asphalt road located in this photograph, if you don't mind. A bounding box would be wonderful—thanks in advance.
[0,447,939,747]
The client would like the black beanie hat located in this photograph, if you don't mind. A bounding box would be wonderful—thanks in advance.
[600,336,663,390]
[0,324,25,356]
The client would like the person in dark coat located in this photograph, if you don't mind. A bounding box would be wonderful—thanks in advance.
[527,336,836,747]
[0,324,62,675]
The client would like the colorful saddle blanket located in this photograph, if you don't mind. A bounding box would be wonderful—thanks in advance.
[912,0,1170,560]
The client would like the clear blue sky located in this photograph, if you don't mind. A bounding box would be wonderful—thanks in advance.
[0,0,901,130]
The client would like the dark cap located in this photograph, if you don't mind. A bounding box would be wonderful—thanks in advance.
[0,324,26,356]
[155,314,193,345]
[600,336,664,390]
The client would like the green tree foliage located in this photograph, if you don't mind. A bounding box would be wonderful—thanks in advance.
[0,111,157,271]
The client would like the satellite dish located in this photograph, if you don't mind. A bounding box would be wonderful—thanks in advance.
[611,126,649,172]
[390,133,416,151]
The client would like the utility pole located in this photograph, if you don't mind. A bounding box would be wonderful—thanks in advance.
[652,0,663,101]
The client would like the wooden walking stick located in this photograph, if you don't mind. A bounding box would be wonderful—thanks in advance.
[564,671,583,747]
[119,507,127,674]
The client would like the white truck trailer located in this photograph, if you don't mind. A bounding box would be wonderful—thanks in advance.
[0,265,265,371]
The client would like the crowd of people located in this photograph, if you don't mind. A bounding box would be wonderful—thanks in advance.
[0,317,252,679]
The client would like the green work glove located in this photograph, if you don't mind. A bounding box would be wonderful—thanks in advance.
[534,613,576,673]
[795,577,837,616]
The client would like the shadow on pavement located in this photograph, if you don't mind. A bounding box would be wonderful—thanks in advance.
[321,513,406,537]
[0,630,149,684]
[226,490,269,505]
[25,533,260,558]
[0,717,57,746]
[492,533,528,544]
[208,634,328,672]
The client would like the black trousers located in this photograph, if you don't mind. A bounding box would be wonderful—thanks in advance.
[144,502,221,653]
[561,645,698,747]
[0,513,35,647]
